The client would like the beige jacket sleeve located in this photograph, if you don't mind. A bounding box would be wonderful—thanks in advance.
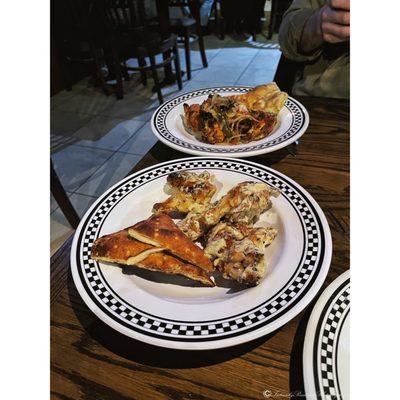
[279,0,324,62]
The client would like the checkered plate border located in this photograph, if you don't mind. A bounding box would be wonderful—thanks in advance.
[72,158,331,344]
[151,86,308,155]
[314,278,350,400]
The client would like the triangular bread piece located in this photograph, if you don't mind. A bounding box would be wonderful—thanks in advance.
[91,229,164,265]
[128,214,213,272]
[138,253,214,286]
[90,229,214,286]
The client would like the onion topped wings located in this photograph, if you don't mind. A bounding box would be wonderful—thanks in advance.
[178,181,280,241]
[153,171,216,215]
[183,83,288,145]
[204,222,278,286]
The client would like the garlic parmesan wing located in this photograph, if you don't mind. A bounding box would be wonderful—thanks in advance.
[178,182,280,240]
[204,222,278,286]
[153,171,217,215]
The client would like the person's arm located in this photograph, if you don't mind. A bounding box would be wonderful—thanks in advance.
[300,0,350,54]
[279,0,350,62]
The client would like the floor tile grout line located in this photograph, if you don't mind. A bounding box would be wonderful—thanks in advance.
[57,118,147,154]
[68,148,117,196]
[112,149,149,157]
[51,108,101,119]
[51,116,149,154]
[69,141,145,197]
[234,49,263,84]
[72,152,142,198]
[50,85,88,110]
[113,120,148,153]
[97,112,151,121]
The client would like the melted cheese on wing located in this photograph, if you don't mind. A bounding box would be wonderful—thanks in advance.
[178,181,280,240]
[153,171,217,215]
[204,222,278,286]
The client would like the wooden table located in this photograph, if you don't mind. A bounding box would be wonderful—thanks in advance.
[51,96,349,400]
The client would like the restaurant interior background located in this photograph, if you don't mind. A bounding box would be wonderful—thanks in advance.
[50,0,291,254]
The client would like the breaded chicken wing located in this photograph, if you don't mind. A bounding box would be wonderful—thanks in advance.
[204,222,278,286]
[178,181,280,240]
[153,171,217,215]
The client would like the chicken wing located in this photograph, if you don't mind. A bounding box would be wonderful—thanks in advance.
[178,181,280,240]
[153,171,217,215]
[204,222,278,286]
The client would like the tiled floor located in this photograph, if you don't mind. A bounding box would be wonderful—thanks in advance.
[50,33,281,255]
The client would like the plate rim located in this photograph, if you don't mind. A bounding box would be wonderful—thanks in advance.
[303,269,350,399]
[71,156,332,350]
[150,86,310,158]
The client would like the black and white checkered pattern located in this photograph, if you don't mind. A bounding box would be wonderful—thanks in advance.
[318,283,350,400]
[77,159,324,341]
[152,87,305,153]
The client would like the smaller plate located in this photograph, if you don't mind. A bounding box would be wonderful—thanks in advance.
[151,86,309,158]
[303,270,350,400]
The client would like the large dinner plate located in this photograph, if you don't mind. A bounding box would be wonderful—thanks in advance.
[151,86,309,157]
[303,270,350,400]
[71,157,331,350]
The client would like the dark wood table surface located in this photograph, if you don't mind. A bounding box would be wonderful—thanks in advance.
[51,96,349,400]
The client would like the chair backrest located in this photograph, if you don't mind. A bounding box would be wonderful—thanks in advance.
[103,0,161,53]
[103,0,175,56]
[168,0,189,7]
[104,0,147,33]
[61,0,100,40]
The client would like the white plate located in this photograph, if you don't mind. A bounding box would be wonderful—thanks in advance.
[71,157,332,350]
[151,86,309,158]
[303,270,350,400]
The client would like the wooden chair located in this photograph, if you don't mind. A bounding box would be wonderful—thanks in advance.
[167,0,208,80]
[50,160,80,230]
[268,0,291,39]
[103,0,183,103]
[209,0,224,39]
[59,0,110,95]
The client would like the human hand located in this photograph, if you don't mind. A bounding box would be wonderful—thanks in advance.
[320,0,350,43]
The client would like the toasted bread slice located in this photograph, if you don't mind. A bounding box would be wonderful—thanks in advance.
[91,229,164,265]
[90,229,214,286]
[128,214,213,272]
[137,253,214,286]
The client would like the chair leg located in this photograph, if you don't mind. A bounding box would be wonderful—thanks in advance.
[184,28,191,80]
[149,55,163,104]
[61,50,73,91]
[122,61,130,81]
[114,62,124,100]
[218,1,225,41]
[197,31,208,68]
[91,45,111,96]
[111,43,123,99]
[173,44,183,90]
[191,0,208,67]
[268,0,276,40]
[51,160,80,230]
[137,57,148,86]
